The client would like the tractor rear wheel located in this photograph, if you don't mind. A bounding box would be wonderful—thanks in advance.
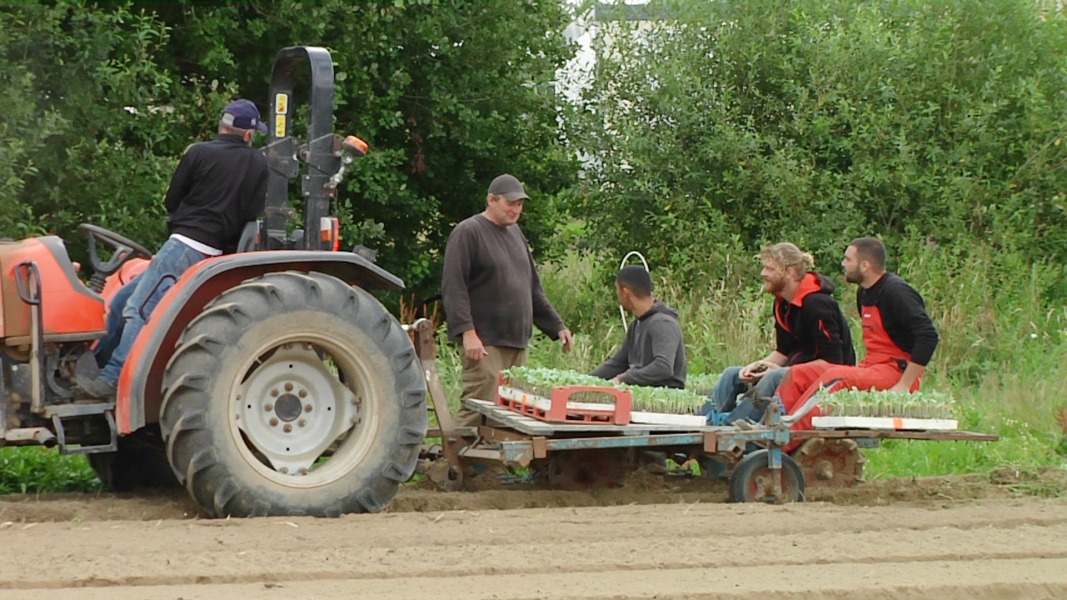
[160,271,426,517]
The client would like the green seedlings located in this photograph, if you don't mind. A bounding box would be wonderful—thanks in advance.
[502,366,707,414]
[815,388,957,419]
[684,373,718,396]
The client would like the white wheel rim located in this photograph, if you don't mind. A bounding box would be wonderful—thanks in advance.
[230,337,379,487]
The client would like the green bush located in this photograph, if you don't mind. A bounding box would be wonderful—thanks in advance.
[568,0,1067,296]
[0,1,581,301]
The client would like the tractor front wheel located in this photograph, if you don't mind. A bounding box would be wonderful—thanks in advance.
[160,271,426,517]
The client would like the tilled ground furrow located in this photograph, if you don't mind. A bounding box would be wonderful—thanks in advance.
[3,517,1067,591]
[3,559,1067,600]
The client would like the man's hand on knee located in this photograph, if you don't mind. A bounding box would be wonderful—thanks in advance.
[740,360,773,382]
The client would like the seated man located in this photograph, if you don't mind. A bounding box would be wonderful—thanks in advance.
[77,99,269,398]
[707,242,854,423]
[591,266,687,388]
[776,237,939,439]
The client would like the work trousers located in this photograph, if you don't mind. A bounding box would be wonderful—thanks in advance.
[456,346,526,427]
[100,238,208,385]
[777,359,922,435]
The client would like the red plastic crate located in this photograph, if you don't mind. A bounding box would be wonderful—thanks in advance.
[495,374,632,425]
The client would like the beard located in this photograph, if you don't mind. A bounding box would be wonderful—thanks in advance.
[844,268,863,284]
[762,277,786,295]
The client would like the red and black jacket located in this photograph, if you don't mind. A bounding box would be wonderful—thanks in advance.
[774,272,856,366]
[857,273,939,366]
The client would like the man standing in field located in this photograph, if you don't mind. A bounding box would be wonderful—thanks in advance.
[775,237,939,433]
[707,242,854,423]
[442,174,573,425]
[591,265,687,388]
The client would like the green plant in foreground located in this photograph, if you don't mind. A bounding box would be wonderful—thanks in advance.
[864,422,1053,481]
[0,447,101,494]
[860,380,1067,481]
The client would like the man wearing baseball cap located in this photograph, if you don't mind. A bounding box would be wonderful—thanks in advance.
[78,99,269,398]
[442,174,573,424]
[220,98,269,133]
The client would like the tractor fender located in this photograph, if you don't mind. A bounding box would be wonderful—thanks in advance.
[115,250,404,434]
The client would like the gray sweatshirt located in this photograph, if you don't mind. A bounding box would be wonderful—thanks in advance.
[441,214,565,348]
[591,301,687,388]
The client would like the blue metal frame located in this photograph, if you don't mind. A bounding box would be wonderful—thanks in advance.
[490,427,793,467]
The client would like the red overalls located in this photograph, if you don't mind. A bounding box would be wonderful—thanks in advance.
[776,305,922,448]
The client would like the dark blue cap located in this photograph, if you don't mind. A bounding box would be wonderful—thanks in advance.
[220,99,267,132]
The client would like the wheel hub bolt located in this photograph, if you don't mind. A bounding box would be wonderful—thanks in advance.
[298,420,307,428]
[304,404,313,413]
[269,418,279,427]
[283,424,293,433]
[298,389,308,398]
[264,403,273,412]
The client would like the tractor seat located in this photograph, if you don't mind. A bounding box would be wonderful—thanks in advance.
[0,236,105,344]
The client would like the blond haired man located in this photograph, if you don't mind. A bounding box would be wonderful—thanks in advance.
[706,242,854,423]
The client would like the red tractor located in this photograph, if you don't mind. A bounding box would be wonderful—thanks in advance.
[0,46,427,517]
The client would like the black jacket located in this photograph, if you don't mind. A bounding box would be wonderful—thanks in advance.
[775,272,856,366]
[165,134,269,251]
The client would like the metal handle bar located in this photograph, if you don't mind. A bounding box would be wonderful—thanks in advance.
[14,261,42,306]
[618,251,649,332]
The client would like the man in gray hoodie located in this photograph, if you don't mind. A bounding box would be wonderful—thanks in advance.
[591,266,687,388]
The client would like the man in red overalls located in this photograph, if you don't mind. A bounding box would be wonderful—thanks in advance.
[776,237,939,438]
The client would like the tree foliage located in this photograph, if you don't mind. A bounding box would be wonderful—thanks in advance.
[1,0,578,299]
[1,1,252,248]
[3,0,1066,307]
[568,0,1067,293]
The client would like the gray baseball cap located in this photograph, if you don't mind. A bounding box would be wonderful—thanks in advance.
[488,174,529,202]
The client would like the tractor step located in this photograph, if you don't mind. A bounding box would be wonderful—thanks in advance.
[43,402,118,455]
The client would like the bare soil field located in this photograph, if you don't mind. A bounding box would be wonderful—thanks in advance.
[1,468,1066,599]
